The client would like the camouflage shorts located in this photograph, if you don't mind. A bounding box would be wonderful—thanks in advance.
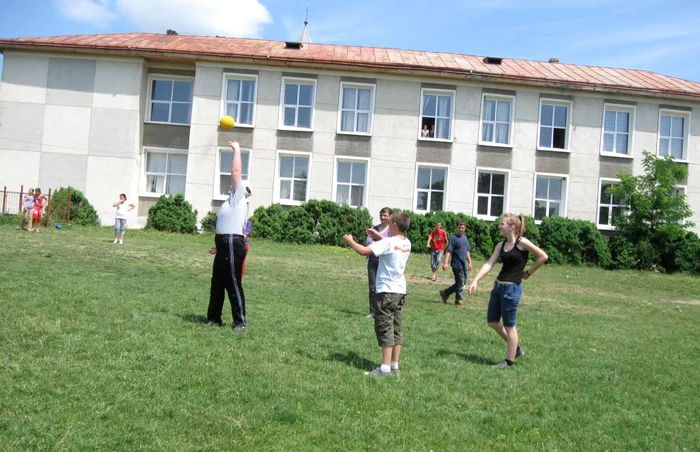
[374,292,406,347]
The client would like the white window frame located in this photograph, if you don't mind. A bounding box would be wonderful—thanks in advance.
[220,73,258,128]
[600,104,636,158]
[146,75,194,126]
[478,94,515,147]
[414,163,449,213]
[657,109,691,162]
[337,82,375,136]
[597,178,623,230]
[418,88,456,142]
[532,173,569,223]
[140,147,189,198]
[473,167,511,220]
[537,99,573,152]
[273,150,312,206]
[279,77,317,131]
[213,147,251,201]
[332,156,370,208]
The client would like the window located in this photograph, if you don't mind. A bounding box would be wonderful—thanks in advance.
[280,78,316,130]
[533,174,567,221]
[598,179,623,229]
[658,110,690,160]
[215,148,250,198]
[144,151,188,195]
[419,89,454,141]
[338,83,374,134]
[415,166,447,212]
[275,153,310,205]
[538,100,571,150]
[223,74,257,127]
[480,95,514,146]
[334,158,367,207]
[475,169,509,219]
[148,77,194,125]
[602,105,635,156]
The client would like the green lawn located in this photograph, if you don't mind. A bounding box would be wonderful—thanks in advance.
[1,224,699,451]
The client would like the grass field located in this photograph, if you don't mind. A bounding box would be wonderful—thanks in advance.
[1,224,699,451]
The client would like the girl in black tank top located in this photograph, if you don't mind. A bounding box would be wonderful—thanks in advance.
[466,214,549,369]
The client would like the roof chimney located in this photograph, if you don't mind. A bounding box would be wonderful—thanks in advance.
[166,29,179,36]
[548,57,560,63]
[483,56,503,65]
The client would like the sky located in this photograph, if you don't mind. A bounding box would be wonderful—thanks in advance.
[0,0,699,82]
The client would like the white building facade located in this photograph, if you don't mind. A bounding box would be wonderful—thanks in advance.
[1,34,698,232]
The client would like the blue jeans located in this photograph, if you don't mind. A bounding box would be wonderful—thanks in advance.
[443,267,467,302]
[487,282,523,327]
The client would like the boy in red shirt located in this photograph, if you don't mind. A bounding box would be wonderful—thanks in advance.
[426,221,447,281]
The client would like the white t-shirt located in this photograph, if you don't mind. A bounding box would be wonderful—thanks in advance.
[115,202,130,219]
[215,181,249,235]
[368,235,411,294]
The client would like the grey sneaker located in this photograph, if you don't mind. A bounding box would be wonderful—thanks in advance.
[365,367,392,377]
[233,324,246,333]
[391,368,400,375]
[489,361,514,370]
[515,348,525,358]
[205,320,222,328]
[439,290,448,304]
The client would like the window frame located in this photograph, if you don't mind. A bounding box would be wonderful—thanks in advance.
[220,73,258,128]
[140,147,189,198]
[478,93,515,148]
[657,108,691,162]
[597,178,623,230]
[473,167,511,220]
[273,150,312,206]
[600,104,636,158]
[537,98,573,152]
[418,88,456,143]
[414,163,449,213]
[332,156,370,208]
[337,82,376,136]
[146,74,194,126]
[213,147,252,201]
[532,172,569,223]
[278,77,317,131]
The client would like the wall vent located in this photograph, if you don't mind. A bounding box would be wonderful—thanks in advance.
[483,56,503,65]
[285,41,303,49]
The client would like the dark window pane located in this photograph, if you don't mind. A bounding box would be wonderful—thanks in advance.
[417,168,431,190]
[599,207,609,225]
[429,192,444,212]
[534,201,547,220]
[294,158,308,179]
[477,173,491,194]
[431,169,445,190]
[350,185,364,206]
[552,128,566,148]
[416,191,428,211]
[490,196,504,217]
[492,174,505,194]
[293,180,307,201]
[477,196,489,215]
[220,174,232,195]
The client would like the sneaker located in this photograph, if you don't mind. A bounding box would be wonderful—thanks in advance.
[119,240,123,245]
[113,239,118,244]
[455,300,465,308]
[365,367,392,377]
[204,320,222,327]
[515,348,525,358]
[489,361,514,370]
[366,314,374,319]
[439,290,448,304]
[391,368,400,375]
[233,324,246,333]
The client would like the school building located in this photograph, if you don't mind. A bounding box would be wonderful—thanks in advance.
[0,32,699,231]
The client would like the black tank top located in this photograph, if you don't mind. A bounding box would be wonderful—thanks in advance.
[496,237,529,284]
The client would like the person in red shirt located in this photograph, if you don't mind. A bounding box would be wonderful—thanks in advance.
[426,221,447,281]
[32,188,45,232]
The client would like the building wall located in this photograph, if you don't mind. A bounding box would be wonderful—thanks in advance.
[1,50,699,232]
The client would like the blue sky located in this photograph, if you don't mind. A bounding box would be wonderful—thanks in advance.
[1,0,699,82]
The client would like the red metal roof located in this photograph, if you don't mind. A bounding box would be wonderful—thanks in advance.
[1,33,699,99]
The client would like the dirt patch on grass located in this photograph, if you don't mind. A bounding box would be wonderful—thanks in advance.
[667,300,700,306]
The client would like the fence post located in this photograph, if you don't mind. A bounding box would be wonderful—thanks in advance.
[45,189,52,227]
[19,185,24,214]
[2,186,6,215]
[66,188,71,224]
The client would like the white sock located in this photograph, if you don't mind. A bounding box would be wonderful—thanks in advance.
[391,362,399,370]
[113,239,118,243]
[380,364,391,373]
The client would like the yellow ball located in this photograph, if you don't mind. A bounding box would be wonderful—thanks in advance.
[219,115,235,130]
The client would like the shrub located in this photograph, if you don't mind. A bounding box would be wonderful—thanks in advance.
[538,217,611,267]
[0,213,22,226]
[251,204,288,241]
[666,232,700,273]
[200,211,217,233]
[49,187,99,226]
[146,194,198,234]
[304,200,372,246]
[281,206,317,244]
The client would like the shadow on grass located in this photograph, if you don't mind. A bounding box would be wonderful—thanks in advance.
[335,308,365,317]
[178,313,208,325]
[328,351,375,371]
[436,349,499,365]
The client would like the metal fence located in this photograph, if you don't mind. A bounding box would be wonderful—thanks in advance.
[1,186,55,226]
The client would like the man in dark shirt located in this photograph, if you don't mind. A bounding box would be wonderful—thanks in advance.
[439,220,473,307]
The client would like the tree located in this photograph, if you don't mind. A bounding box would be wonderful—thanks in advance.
[607,151,694,271]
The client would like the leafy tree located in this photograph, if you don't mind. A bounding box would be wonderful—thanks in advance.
[607,151,694,271]
[146,194,198,234]
[49,186,100,226]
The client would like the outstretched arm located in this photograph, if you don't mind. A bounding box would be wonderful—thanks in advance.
[229,141,242,191]
[467,243,502,295]
[343,234,374,257]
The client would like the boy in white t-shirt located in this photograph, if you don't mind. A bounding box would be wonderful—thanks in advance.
[343,211,412,377]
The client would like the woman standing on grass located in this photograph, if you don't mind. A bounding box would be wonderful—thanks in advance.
[467,213,548,369]
[112,193,135,245]
[365,207,392,318]
[31,188,45,232]
[22,188,34,231]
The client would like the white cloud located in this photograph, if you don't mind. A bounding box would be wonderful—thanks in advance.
[54,0,273,37]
